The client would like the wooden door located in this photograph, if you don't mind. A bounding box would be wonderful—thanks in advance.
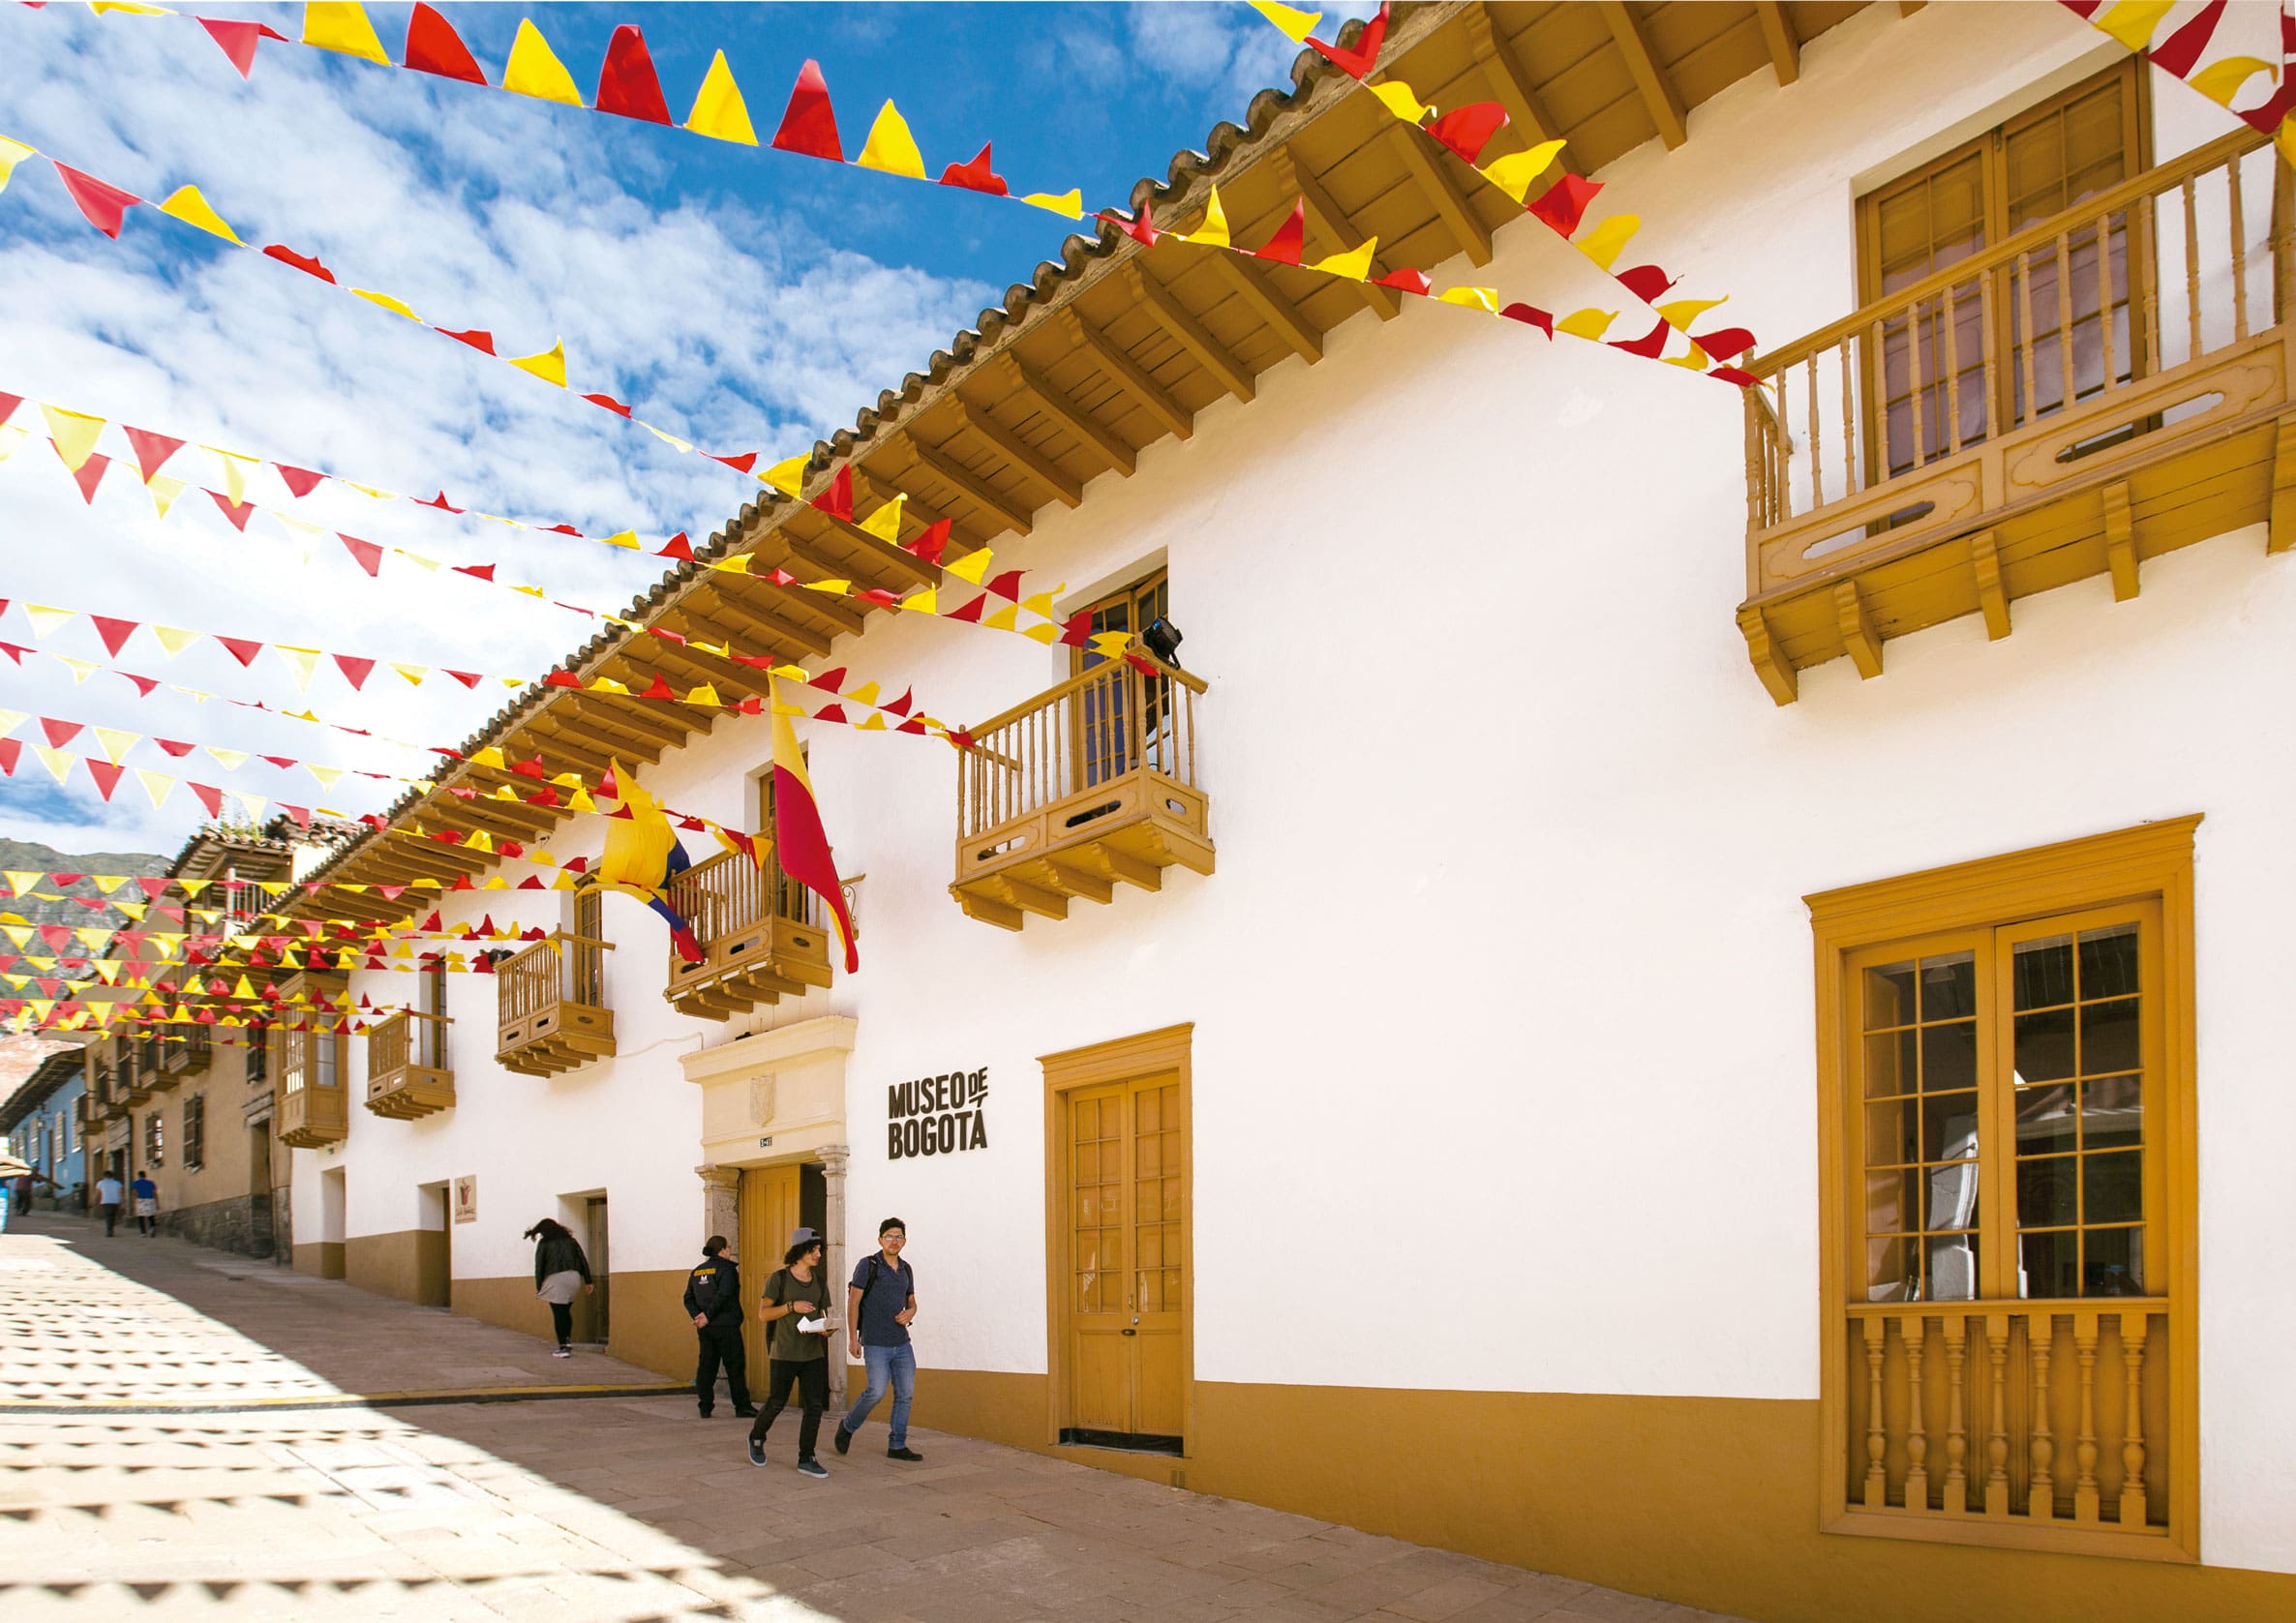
[581,1197,611,1344]
[1061,1072,1186,1451]
[739,1162,803,1396]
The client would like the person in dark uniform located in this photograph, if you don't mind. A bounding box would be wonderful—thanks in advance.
[684,1235,755,1419]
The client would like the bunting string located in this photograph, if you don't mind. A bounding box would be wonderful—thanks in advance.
[2056,0,2296,164]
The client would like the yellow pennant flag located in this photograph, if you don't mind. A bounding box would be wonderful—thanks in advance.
[2093,0,2175,51]
[945,549,994,586]
[1249,1,1322,44]
[0,422,28,462]
[1021,621,1064,645]
[1480,139,1566,203]
[856,711,887,732]
[1656,294,1728,329]
[898,587,938,616]
[158,184,242,244]
[135,768,174,808]
[503,18,585,105]
[642,421,692,453]
[599,529,640,549]
[1437,286,1498,314]
[353,287,421,320]
[392,663,427,686]
[859,495,905,541]
[1309,236,1377,281]
[91,874,128,893]
[1367,80,1433,124]
[1576,214,1641,271]
[469,745,506,768]
[92,727,138,765]
[1022,190,1083,219]
[207,446,257,505]
[857,102,927,178]
[982,602,1021,633]
[1556,307,1617,341]
[206,746,249,770]
[20,604,76,639]
[761,453,809,496]
[150,624,199,655]
[686,49,759,144]
[685,684,723,706]
[272,646,321,691]
[508,340,567,387]
[302,1,390,64]
[2189,55,2274,108]
[41,406,106,473]
[1184,185,1232,249]
[803,578,852,595]
[32,746,74,785]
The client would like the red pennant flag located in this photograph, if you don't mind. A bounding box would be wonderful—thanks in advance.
[582,391,632,416]
[541,523,584,536]
[808,667,848,691]
[89,616,138,656]
[544,669,582,688]
[453,563,496,582]
[276,803,311,826]
[154,738,195,757]
[84,759,126,801]
[882,686,914,717]
[121,671,160,697]
[940,144,1009,195]
[0,393,18,425]
[638,672,677,701]
[856,587,901,608]
[655,530,696,560]
[338,534,383,575]
[1615,264,1677,303]
[1528,173,1603,236]
[216,636,264,667]
[419,490,465,513]
[1375,266,1432,296]
[123,427,185,481]
[946,594,988,623]
[812,703,849,725]
[2151,0,2226,76]
[595,24,673,124]
[1499,302,1555,337]
[40,717,82,747]
[1610,317,1674,358]
[983,569,1025,600]
[136,877,170,899]
[1115,201,1161,247]
[259,754,296,768]
[1710,366,1758,388]
[68,450,110,504]
[1426,102,1509,165]
[191,783,225,817]
[706,451,759,473]
[197,16,274,78]
[512,754,548,779]
[443,670,482,689]
[811,464,855,521]
[1253,198,1307,265]
[262,244,337,283]
[771,59,843,160]
[53,164,140,238]
[1694,327,1758,362]
[404,3,488,84]
[208,489,257,530]
[274,464,325,497]
[1307,1,1389,78]
[0,641,27,664]
[438,327,497,354]
[908,518,952,564]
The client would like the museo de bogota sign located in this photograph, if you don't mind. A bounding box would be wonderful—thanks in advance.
[888,1067,988,1159]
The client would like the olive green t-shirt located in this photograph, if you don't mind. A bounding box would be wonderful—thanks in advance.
[764,1266,830,1363]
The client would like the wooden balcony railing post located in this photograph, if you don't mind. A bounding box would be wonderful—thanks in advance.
[1905,1314,1931,1509]
[2074,1311,2103,1523]
[1943,286,1962,455]
[1942,1313,1970,1517]
[2228,165,2249,343]
[1984,1310,2011,1517]
[2183,175,2203,364]
[1861,1314,1888,1508]
[2120,1315,2150,1526]
[1807,354,1825,503]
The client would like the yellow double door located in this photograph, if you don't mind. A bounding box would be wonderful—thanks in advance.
[738,1163,805,1398]
[1063,1073,1186,1449]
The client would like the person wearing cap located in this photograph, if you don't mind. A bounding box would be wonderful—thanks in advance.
[683,1235,754,1420]
[748,1227,833,1477]
[834,1217,921,1461]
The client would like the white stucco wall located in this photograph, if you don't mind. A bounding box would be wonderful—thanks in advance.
[293,2,2296,1572]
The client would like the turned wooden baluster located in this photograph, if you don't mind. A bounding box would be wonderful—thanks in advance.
[2228,160,2250,342]
[1904,1315,1931,1510]
[1777,364,1794,518]
[1984,1311,2011,1517]
[2017,254,2040,430]
[2055,232,2077,409]
[2182,175,2203,363]
[1942,1314,1970,1516]
[2030,1312,2057,1520]
[1906,301,1927,466]
[1943,285,1963,453]
[2273,160,2295,326]
[1862,1315,1888,1508]
[1840,341,1857,496]
[2120,1315,2151,1527]
[1868,317,1887,483]
[2074,1312,2103,1523]
[1979,274,2001,445]
[2097,214,2118,386]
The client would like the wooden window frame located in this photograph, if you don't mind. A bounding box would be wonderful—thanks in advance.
[1040,1023,1193,1457]
[1808,818,2200,1560]
[182,1094,204,1173]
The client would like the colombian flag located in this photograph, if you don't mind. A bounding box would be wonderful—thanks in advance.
[595,759,703,963]
[770,677,860,973]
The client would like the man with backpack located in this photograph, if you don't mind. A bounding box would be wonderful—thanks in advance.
[834,1217,922,1461]
[683,1235,754,1420]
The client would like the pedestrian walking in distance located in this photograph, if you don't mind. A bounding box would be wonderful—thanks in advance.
[95,1171,124,1238]
[835,1217,922,1460]
[685,1235,754,1420]
[131,1169,160,1237]
[748,1228,833,1477]
[525,1217,593,1357]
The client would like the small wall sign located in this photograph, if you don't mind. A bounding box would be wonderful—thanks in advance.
[452,1175,477,1223]
[888,1067,988,1159]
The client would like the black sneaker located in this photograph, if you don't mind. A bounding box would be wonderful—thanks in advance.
[796,1458,829,1478]
[733,1408,758,1419]
[747,1436,767,1467]
[699,1411,713,1421]
[887,1447,923,1462]
[831,1425,853,1457]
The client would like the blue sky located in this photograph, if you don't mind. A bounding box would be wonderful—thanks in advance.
[0,2,1370,857]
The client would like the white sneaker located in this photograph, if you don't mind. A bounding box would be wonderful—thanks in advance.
[552,1347,572,1359]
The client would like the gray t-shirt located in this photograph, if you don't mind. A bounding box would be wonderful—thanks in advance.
[850,1253,915,1347]
[96,1177,122,1205]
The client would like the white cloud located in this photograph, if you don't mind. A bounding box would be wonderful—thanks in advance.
[0,6,993,857]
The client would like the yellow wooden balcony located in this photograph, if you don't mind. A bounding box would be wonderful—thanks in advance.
[161,1025,211,1074]
[1737,129,2293,703]
[497,933,617,1076]
[275,1081,347,1148]
[662,848,834,1019]
[365,1008,454,1120]
[952,652,1212,930]
[273,1004,348,1148]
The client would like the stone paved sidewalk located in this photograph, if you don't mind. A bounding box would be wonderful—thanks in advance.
[0,1213,1749,1622]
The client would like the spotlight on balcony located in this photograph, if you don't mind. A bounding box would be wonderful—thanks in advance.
[1141,616,1184,668]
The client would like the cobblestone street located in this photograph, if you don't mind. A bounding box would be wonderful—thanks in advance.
[0,1214,1744,1622]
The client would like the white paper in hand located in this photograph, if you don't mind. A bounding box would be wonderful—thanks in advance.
[798,1315,828,1334]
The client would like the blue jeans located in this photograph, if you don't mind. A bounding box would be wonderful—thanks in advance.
[845,1342,914,1447]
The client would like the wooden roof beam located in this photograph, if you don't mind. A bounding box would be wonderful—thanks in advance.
[1126,262,1255,402]
[1060,307,1193,440]
[682,582,834,661]
[907,440,1035,536]
[774,541,885,630]
[571,687,692,748]
[1600,0,1688,150]
[542,708,672,765]
[1755,2,1799,86]
[1467,3,1581,177]
[1386,125,1494,266]
[1270,149,1400,320]
[1209,255,1322,365]
[851,467,991,558]
[1001,352,1135,475]
[949,399,1083,507]
[807,510,942,591]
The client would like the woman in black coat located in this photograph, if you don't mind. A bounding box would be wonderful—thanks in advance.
[525,1217,594,1357]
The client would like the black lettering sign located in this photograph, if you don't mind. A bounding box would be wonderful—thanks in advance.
[885,1065,992,1161]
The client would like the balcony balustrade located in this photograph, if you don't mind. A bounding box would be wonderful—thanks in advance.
[364,1008,454,1120]
[273,982,347,1148]
[497,933,617,1075]
[952,652,1213,930]
[1738,128,2294,703]
[662,848,834,1019]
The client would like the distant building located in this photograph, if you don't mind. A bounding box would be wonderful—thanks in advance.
[1,1044,89,1209]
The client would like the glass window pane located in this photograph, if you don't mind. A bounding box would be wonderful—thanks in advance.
[2079,998,2139,1078]
[1924,1235,1979,1301]
[1921,1092,1980,1162]
[1866,1237,1915,1302]
[1921,1022,1978,1093]
[2015,1083,2080,1156]
[1923,1162,1979,1233]
[2085,1225,2146,1296]
[2078,922,2140,1002]
[2018,1154,2079,1226]
[2013,934,2075,1010]
[1920,952,1977,1021]
[1864,1169,1919,1235]
[1864,961,1918,1030]
[2020,1228,2080,1299]
[2014,1007,2076,1083]
[1865,1100,1917,1167]
[1862,1030,1918,1097]
[2084,1149,2143,1224]
[2081,1074,2145,1149]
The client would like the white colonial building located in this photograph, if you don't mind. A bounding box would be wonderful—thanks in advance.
[262,5,2296,1618]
